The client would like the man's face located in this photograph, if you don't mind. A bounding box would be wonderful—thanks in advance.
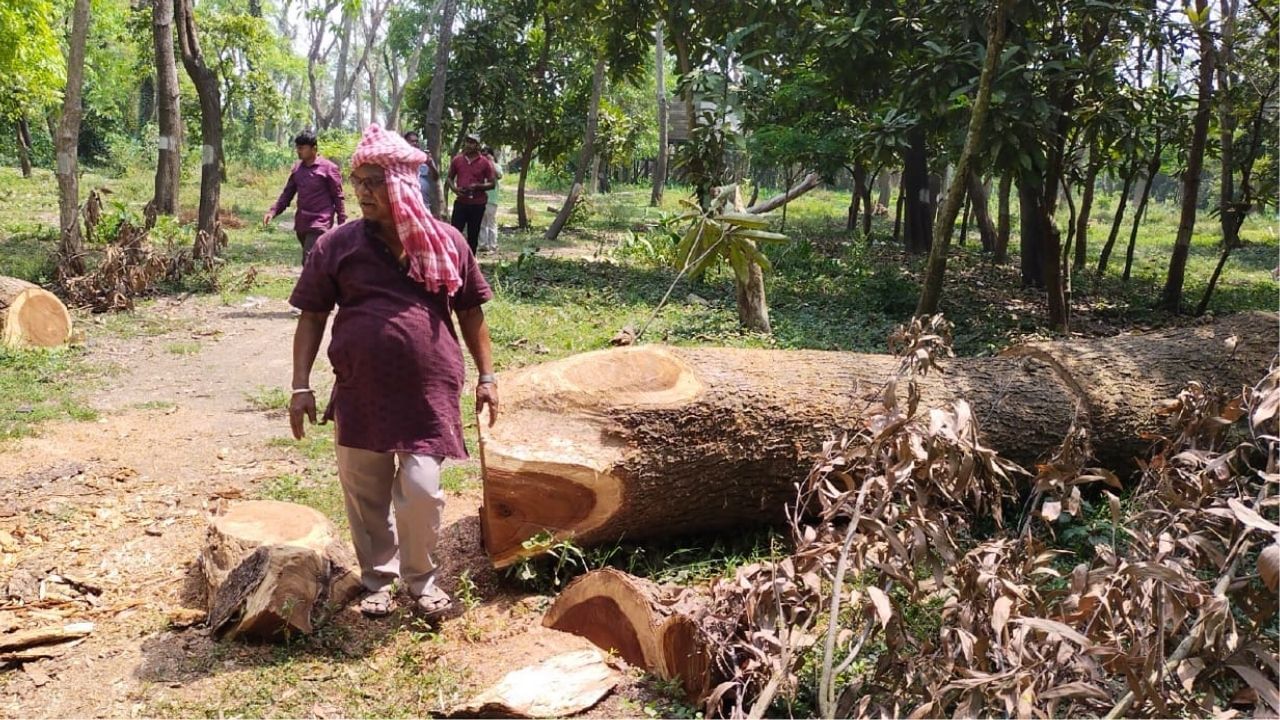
[464,138,479,155]
[405,134,421,149]
[296,143,318,164]
[351,165,393,227]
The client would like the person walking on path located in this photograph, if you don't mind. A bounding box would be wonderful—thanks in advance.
[263,131,347,265]
[403,130,441,216]
[446,132,496,254]
[478,146,504,253]
[287,124,499,619]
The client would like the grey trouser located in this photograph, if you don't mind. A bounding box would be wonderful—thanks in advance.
[297,230,323,265]
[335,445,445,596]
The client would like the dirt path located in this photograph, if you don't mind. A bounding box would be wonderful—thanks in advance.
[0,293,652,717]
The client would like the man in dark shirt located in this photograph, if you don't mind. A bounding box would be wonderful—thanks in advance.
[447,133,496,254]
[263,131,347,264]
[288,124,498,619]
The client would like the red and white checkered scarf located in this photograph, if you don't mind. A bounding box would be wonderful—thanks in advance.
[351,124,462,295]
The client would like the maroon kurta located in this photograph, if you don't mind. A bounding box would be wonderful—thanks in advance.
[289,219,492,458]
[270,157,348,233]
[448,154,496,205]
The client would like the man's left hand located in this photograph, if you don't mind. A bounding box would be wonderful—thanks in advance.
[476,382,499,427]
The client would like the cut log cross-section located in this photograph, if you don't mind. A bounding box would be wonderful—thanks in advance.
[480,312,1277,567]
[0,276,73,348]
[543,568,714,701]
[200,500,362,641]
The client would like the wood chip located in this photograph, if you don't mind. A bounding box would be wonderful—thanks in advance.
[0,622,94,652]
[21,664,50,686]
[450,650,619,718]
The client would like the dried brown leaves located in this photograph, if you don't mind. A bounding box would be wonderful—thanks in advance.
[701,322,1280,719]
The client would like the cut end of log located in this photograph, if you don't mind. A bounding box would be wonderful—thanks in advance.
[543,569,712,703]
[480,347,705,567]
[451,649,620,719]
[0,277,73,348]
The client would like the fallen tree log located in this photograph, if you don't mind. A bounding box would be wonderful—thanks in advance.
[0,276,73,348]
[200,500,362,641]
[479,312,1276,567]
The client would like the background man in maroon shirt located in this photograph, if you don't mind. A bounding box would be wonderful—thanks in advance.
[262,131,348,264]
[446,132,496,254]
[288,125,497,619]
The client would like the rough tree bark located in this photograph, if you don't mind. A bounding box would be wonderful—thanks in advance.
[994,174,1012,262]
[175,0,224,260]
[966,171,997,252]
[55,0,92,277]
[14,118,31,178]
[1161,0,1215,313]
[649,21,668,207]
[916,0,1009,315]
[1095,152,1137,277]
[902,130,932,254]
[0,276,73,348]
[477,312,1276,568]
[545,56,606,243]
[424,0,457,214]
[201,501,362,641]
[1073,138,1100,271]
[152,0,181,215]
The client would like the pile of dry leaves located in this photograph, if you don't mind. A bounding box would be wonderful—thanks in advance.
[699,316,1278,718]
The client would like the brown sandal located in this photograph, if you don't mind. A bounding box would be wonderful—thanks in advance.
[412,586,453,618]
[359,590,394,617]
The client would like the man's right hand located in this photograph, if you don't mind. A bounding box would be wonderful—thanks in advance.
[289,390,317,439]
[262,212,273,227]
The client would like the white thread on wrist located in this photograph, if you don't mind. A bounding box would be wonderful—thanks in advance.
[291,388,314,395]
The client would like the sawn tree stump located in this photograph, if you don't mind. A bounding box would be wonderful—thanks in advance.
[200,500,362,640]
[480,312,1276,567]
[0,276,73,348]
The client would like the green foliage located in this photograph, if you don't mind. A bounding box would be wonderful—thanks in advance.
[0,347,98,441]
[0,0,64,119]
[670,190,788,284]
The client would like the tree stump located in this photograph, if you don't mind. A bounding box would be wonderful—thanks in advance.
[0,276,73,348]
[480,312,1276,567]
[200,500,362,641]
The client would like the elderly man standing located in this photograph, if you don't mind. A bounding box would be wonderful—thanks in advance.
[263,131,347,264]
[287,124,498,618]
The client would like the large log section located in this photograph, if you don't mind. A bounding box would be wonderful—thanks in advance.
[0,276,73,348]
[479,312,1277,567]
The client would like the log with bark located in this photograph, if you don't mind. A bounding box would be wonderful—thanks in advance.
[0,276,73,348]
[479,312,1276,567]
[199,500,362,641]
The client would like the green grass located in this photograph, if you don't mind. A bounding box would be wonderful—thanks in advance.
[245,385,290,412]
[0,347,99,441]
[165,342,201,355]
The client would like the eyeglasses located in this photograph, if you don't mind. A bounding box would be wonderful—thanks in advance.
[350,175,387,192]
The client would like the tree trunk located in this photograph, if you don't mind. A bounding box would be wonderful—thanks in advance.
[745,173,820,215]
[15,119,31,178]
[152,0,181,215]
[424,0,458,215]
[546,57,606,243]
[650,22,668,207]
[1122,161,1159,283]
[862,171,874,238]
[916,0,1008,315]
[517,141,535,229]
[847,166,865,233]
[1073,152,1100,270]
[0,276,73,348]
[878,171,894,207]
[966,171,997,252]
[55,0,92,278]
[893,174,905,245]
[175,0,225,260]
[1198,0,1242,316]
[201,500,362,641]
[1095,158,1136,276]
[1018,179,1044,288]
[1161,0,1215,313]
[902,130,932,254]
[959,193,971,246]
[995,174,1012,262]
[477,312,1275,568]
[735,260,770,334]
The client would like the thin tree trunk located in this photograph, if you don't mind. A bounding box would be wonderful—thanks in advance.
[1073,147,1100,270]
[966,170,997,252]
[877,171,893,207]
[152,0,181,215]
[545,56,606,243]
[56,0,92,277]
[847,166,865,233]
[959,192,971,246]
[1122,162,1158,282]
[862,169,874,237]
[1161,0,1215,313]
[424,0,457,215]
[1095,156,1137,276]
[650,22,668,207]
[516,141,534,229]
[915,0,1009,315]
[995,173,1011,262]
[175,0,224,259]
[893,173,905,245]
[1019,179,1044,288]
[15,119,31,178]
[902,131,932,255]
[1059,176,1077,318]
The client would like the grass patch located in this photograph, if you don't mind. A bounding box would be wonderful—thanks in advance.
[165,342,201,355]
[245,385,290,412]
[0,347,99,440]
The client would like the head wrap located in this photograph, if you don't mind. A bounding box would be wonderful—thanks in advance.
[350,124,463,295]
